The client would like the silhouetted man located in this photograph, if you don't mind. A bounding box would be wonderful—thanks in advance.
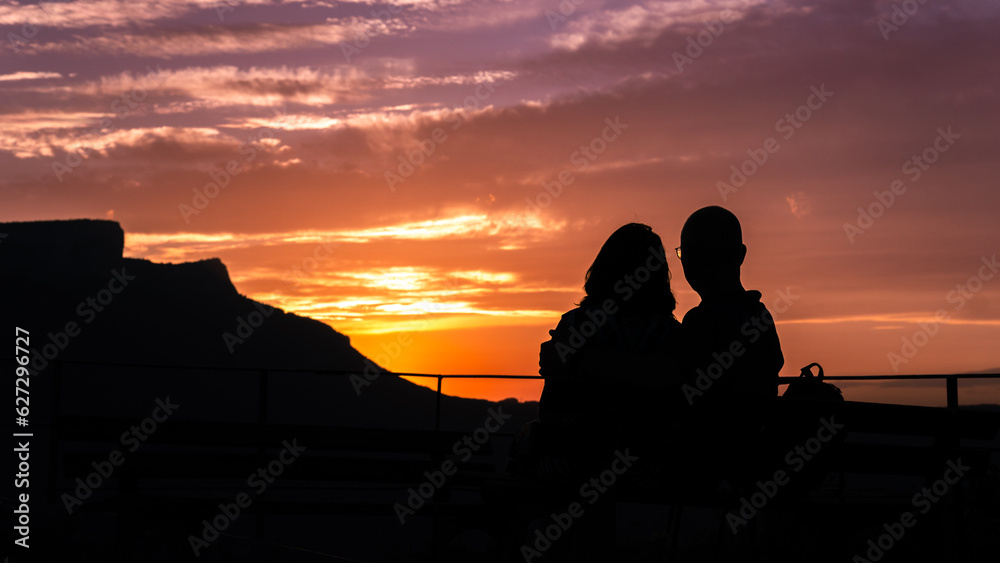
[675,206,783,486]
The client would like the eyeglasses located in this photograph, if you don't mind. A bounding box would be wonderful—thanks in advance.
[674,247,682,259]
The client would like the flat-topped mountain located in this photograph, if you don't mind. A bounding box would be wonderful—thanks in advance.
[0,219,535,430]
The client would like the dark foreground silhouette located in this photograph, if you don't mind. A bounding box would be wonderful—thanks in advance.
[500,210,1000,563]
[2,218,999,563]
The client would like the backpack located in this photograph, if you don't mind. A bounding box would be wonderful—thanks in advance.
[753,363,845,498]
[782,362,844,401]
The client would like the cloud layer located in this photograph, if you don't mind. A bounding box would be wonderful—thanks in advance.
[2,0,998,403]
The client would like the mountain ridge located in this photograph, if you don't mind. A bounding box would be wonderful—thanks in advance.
[1,218,536,430]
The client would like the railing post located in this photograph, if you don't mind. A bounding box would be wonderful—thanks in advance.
[432,375,445,561]
[258,369,269,424]
[946,376,958,409]
[435,376,442,432]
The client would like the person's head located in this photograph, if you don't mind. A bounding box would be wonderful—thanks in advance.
[679,206,747,296]
[580,223,676,315]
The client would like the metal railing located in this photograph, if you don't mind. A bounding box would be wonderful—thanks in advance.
[4,357,998,527]
[8,356,996,563]
[5,357,997,431]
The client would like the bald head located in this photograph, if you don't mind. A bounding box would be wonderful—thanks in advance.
[680,206,743,250]
[679,206,747,297]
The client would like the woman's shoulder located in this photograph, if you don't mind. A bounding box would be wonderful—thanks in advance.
[551,307,583,332]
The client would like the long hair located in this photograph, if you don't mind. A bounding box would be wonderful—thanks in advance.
[579,223,676,315]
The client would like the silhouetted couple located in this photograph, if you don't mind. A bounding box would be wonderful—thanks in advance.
[516,206,784,495]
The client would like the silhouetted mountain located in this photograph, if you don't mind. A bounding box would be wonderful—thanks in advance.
[0,219,535,431]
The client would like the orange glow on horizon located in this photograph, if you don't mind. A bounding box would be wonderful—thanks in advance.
[115,211,1000,407]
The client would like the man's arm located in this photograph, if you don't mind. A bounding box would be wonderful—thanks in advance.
[680,306,723,383]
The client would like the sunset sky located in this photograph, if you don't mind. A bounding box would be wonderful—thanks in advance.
[2,0,998,406]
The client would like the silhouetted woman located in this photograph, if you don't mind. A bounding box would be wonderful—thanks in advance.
[504,223,683,561]
[517,223,684,484]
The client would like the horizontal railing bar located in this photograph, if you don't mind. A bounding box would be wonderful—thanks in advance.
[406,373,1000,381]
[1,358,997,381]
[781,374,1000,381]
